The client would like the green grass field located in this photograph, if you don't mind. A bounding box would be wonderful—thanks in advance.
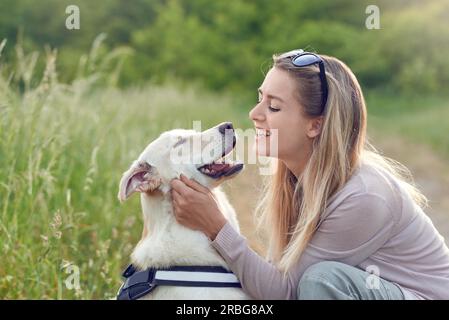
[1,48,448,299]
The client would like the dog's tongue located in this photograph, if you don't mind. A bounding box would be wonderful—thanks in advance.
[210,163,229,171]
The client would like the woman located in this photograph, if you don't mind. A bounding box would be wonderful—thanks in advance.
[170,49,449,300]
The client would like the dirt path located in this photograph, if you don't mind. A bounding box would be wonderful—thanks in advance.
[223,133,449,254]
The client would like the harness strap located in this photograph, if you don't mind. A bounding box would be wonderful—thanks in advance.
[117,264,242,300]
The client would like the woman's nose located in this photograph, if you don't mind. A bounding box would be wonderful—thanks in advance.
[249,104,265,122]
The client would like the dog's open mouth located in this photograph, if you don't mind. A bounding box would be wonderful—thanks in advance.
[197,125,243,179]
[198,158,243,179]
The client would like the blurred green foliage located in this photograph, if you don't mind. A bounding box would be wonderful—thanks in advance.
[0,0,448,93]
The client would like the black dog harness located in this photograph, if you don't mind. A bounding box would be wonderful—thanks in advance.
[117,264,242,300]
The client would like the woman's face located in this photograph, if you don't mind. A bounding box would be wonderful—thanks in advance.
[249,67,321,170]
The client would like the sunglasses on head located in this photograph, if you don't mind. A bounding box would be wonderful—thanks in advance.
[287,50,329,114]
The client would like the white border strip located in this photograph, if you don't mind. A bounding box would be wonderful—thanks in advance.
[155,271,240,283]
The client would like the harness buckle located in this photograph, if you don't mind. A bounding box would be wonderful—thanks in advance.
[117,264,157,300]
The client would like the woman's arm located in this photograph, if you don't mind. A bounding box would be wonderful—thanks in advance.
[211,192,397,300]
[211,221,300,299]
[170,175,396,300]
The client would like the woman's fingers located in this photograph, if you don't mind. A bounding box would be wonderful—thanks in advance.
[170,178,191,197]
[170,174,210,198]
[171,188,182,204]
[179,174,210,194]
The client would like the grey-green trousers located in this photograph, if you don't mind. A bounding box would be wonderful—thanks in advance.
[297,261,405,300]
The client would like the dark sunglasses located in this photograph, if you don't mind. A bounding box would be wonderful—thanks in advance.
[290,51,329,114]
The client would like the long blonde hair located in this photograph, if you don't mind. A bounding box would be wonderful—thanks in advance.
[256,51,428,272]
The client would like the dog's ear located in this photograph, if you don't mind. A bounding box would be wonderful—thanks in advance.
[118,162,162,202]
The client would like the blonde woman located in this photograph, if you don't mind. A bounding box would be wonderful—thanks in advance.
[170,49,449,300]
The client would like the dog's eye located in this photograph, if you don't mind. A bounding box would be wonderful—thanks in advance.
[173,137,186,148]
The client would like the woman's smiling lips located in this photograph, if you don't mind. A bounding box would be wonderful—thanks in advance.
[255,127,272,137]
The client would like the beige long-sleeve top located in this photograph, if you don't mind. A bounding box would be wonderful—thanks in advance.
[211,163,449,300]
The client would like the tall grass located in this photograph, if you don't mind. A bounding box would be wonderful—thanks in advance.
[0,38,243,299]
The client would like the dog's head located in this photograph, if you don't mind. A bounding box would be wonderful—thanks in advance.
[118,122,244,202]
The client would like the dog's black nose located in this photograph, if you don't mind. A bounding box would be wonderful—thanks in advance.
[218,122,234,135]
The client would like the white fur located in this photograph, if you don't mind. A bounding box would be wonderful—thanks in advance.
[118,124,249,299]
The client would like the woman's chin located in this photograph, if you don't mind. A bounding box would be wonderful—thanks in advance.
[255,136,279,158]
[255,145,271,158]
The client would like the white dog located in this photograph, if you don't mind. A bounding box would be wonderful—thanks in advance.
[117,122,249,299]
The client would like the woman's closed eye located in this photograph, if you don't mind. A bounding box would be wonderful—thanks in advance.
[257,94,280,112]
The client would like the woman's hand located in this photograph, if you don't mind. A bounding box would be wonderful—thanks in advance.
[170,174,227,240]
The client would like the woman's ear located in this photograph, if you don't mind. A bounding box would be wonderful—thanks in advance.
[306,116,324,139]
